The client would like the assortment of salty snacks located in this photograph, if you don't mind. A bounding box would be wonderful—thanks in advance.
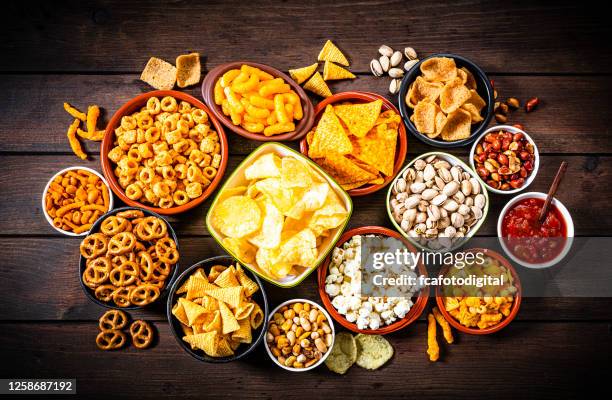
[80,210,178,307]
[325,235,421,330]
[96,310,155,350]
[108,95,221,209]
[473,128,537,191]
[209,153,349,280]
[326,332,393,374]
[501,197,567,264]
[441,255,517,330]
[370,45,419,94]
[426,307,454,362]
[140,53,201,90]
[44,168,111,235]
[406,57,486,142]
[265,300,333,370]
[171,263,264,358]
[213,64,303,136]
[306,99,399,190]
[390,154,487,249]
[63,102,105,159]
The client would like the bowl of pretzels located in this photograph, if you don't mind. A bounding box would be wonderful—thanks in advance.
[78,206,180,309]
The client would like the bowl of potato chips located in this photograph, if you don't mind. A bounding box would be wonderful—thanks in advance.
[398,54,494,148]
[167,255,268,362]
[299,91,408,196]
[202,61,315,141]
[205,142,352,288]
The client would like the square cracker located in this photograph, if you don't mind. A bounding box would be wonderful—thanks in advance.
[176,52,201,88]
[140,57,176,90]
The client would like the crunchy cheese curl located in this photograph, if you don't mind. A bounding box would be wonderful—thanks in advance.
[427,313,440,362]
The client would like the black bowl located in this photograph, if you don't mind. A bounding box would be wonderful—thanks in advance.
[78,206,180,310]
[166,255,269,363]
[398,53,494,148]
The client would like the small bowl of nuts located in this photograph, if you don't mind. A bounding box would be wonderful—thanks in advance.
[387,152,489,251]
[264,299,335,371]
[469,125,539,194]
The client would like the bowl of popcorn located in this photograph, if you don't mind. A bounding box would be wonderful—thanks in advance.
[435,248,522,335]
[318,226,429,334]
[101,90,228,215]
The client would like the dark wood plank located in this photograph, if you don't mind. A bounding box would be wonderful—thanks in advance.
[1,237,610,321]
[3,1,611,73]
[0,154,608,236]
[0,321,609,399]
[0,74,611,154]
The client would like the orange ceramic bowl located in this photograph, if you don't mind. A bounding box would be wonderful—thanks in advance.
[299,91,407,197]
[318,226,429,335]
[101,90,228,215]
[201,61,315,142]
[435,248,522,335]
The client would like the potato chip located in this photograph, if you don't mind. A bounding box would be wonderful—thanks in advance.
[277,228,318,267]
[333,99,382,138]
[211,195,262,238]
[323,61,355,81]
[412,100,437,136]
[280,157,312,188]
[232,318,253,344]
[218,301,240,334]
[325,332,357,374]
[248,201,283,249]
[244,153,281,180]
[440,108,472,141]
[214,266,240,288]
[350,123,396,176]
[222,237,257,264]
[288,63,318,84]
[176,52,201,88]
[303,72,332,98]
[253,178,296,215]
[308,193,349,235]
[439,77,471,114]
[286,183,329,220]
[317,40,349,66]
[420,57,457,82]
[205,286,243,309]
[461,67,477,90]
[308,105,352,158]
[140,57,176,90]
[354,334,394,370]
[314,153,377,185]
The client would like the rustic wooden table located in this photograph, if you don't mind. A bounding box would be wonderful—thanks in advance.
[1,1,611,398]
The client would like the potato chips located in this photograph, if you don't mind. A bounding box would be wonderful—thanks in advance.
[210,153,349,280]
[407,57,486,141]
[307,100,399,191]
[173,263,263,358]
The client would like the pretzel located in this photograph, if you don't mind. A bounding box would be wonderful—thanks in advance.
[99,310,128,331]
[116,210,145,219]
[79,233,108,259]
[155,237,179,264]
[96,329,126,351]
[134,216,167,241]
[137,251,155,281]
[94,284,116,302]
[101,216,129,236]
[82,257,111,287]
[129,320,154,349]
[111,286,133,307]
[108,232,137,255]
[109,261,140,287]
[129,284,160,307]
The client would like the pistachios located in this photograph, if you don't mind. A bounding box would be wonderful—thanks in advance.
[371,45,419,93]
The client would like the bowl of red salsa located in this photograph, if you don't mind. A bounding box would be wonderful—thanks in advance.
[497,192,573,269]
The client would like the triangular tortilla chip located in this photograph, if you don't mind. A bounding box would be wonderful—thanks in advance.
[288,63,318,84]
[350,123,397,176]
[180,298,209,326]
[314,153,377,185]
[235,301,255,320]
[308,105,352,158]
[317,40,349,66]
[333,100,383,138]
[219,301,241,334]
[183,332,217,355]
[323,61,355,80]
[187,276,217,300]
[205,286,243,309]
[172,301,189,326]
[215,337,235,357]
[235,264,259,296]
[232,318,253,344]
[204,310,222,333]
[214,266,240,288]
[303,72,332,98]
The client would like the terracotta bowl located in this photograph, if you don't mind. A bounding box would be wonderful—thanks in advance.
[318,226,429,335]
[201,61,315,142]
[299,91,408,197]
[100,90,228,215]
[435,248,522,335]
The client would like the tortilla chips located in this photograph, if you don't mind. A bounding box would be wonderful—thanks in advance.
[307,101,399,191]
[317,40,349,66]
[407,57,486,141]
[323,60,355,81]
[289,63,318,85]
[303,72,332,98]
[173,263,263,358]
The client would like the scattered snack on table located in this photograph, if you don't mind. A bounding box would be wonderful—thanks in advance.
[307,100,399,190]
[442,254,517,329]
[96,329,127,351]
[176,52,201,88]
[354,333,393,370]
[325,234,422,330]
[140,57,177,90]
[63,101,106,159]
[289,63,318,85]
[266,301,333,369]
[323,60,355,81]
[107,95,221,209]
[99,310,128,331]
[318,40,349,66]
[325,332,357,374]
[210,153,349,280]
[473,129,536,191]
[44,168,111,234]
[426,313,439,361]
[303,72,332,98]
[389,154,487,250]
[172,263,263,358]
[80,210,178,307]
[406,57,486,142]
[129,320,155,349]
[432,306,454,344]
[213,64,303,136]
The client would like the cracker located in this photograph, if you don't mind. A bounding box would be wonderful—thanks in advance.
[176,52,201,88]
[140,57,176,90]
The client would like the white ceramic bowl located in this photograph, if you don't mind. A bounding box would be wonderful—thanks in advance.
[497,192,574,269]
[264,299,335,372]
[469,125,540,195]
[42,166,114,236]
